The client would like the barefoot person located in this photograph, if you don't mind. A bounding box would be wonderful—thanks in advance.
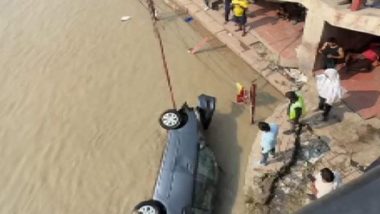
[232,0,249,36]
[314,68,346,121]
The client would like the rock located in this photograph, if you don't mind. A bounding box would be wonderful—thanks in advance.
[268,63,279,71]
[331,145,347,154]
[303,150,310,160]
[297,74,308,83]
[356,124,370,136]
[255,171,267,178]
[253,177,262,184]
[283,187,291,194]
[283,177,292,185]
[294,171,303,179]
[309,156,322,164]
[281,68,308,84]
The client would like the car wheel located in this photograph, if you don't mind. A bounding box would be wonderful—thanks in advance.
[134,200,162,214]
[159,109,182,130]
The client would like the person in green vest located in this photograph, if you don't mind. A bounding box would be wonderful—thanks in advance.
[284,91,305,134]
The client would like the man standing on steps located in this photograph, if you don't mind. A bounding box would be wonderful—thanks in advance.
[232,0,249,36]
[257,121,279,166]
[224,0,232,24]
[284,91,305,135]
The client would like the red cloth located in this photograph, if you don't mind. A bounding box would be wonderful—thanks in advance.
[351,0,362,11]
[362,49,378,62]
[236,89,246,103]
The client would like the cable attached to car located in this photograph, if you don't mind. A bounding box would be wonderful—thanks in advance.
[144,0,177,109]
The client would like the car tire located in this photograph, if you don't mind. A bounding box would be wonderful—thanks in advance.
[159,109,182,130]
[134,200,164,214]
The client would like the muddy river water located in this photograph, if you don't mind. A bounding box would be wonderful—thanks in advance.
[0,0,283,213]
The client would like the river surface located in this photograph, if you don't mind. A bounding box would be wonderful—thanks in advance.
[0,0,283,213]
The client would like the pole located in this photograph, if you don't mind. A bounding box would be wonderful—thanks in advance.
[250,82,256,124]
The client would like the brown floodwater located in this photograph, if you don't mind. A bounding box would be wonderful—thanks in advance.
[0,0,283,213]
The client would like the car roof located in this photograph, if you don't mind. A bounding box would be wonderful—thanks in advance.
[153,107,200,214]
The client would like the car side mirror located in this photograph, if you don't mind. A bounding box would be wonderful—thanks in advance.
[197,94,216,130]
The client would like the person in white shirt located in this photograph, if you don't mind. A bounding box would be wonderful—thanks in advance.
[309,167,342,199]
[314,68,346,121]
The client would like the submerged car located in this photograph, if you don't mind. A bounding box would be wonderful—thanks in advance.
[133,94,219,214]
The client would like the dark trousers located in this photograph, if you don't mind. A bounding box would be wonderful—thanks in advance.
[318,96,332,119]
[323,55,337,69]
[225,2,231,22]
[204,0,209,7]
[261,148,275,164]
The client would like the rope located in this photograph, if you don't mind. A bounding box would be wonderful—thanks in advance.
[145,0,177,109]
[264,123,304,206]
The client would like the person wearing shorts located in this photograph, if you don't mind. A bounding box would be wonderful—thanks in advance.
[232,0,248,36]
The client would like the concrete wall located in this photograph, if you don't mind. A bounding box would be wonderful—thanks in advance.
[276,0,380,72]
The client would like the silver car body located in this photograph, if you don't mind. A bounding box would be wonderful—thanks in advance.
[153,95,217,214]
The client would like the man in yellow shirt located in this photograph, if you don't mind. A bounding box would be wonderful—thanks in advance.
[232,0,249,36]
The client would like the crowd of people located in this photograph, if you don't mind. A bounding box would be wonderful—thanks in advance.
[203,0,249,36]
[257,119,342,200]
[318,37,380,73]
[200,0,379,204]
[253,35,367,201]
[252,33,380,198]
[254,36,380,201]
[256,86,343,200]
[203,0,306,36]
